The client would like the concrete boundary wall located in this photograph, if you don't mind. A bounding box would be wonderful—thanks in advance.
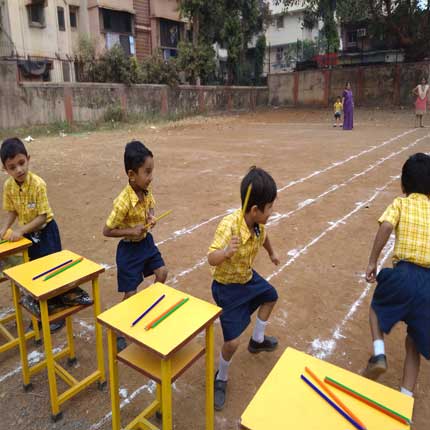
[0,61,268,129]
[268,62,430,108]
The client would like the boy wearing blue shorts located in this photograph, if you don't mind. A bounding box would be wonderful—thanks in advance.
[208,167,280,410]
[103,141,168,351]
[1,138,64,331]
[364,153,430,398]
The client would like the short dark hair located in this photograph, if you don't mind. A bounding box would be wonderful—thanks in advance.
[241,167,277,212]
[401,153,430,195]
[124,140,153,173]
[1,138,28,164]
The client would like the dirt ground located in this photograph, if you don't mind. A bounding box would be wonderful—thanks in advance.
[1,107,429,430]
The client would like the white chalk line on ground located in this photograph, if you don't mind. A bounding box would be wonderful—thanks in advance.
[155,129,417,248]
[167,133,429,286]
[310,235,395,360]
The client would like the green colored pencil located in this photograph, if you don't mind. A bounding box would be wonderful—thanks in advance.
[0,239,8,245]
[325,376,411,425]
[150,298,189,329]
[43,258,83,281]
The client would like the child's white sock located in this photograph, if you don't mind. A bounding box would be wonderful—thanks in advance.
[373,339,385,356]
[400,387,413,397]
[252,317,268,343]
[216,353,231,382]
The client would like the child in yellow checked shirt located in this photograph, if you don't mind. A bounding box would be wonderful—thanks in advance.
[1,138,64,331]
[208,167,280,411]
[333,96,343,127]
[364,153,430,398]
[103,141,168,351]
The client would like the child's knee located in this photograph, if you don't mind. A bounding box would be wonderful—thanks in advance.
[224,338,240,354]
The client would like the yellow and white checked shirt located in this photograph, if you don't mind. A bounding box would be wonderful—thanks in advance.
[209,209,266,284]
[2,171,53,225]
[379,193,430,268]
[106,184,155,241]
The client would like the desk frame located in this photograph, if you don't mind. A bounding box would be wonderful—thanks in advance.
[7,258,106,421]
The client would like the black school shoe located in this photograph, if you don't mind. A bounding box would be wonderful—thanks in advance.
[117,336,127,353]
[214,371,227,411]
[248,335,279,353]
[362,354,387,380]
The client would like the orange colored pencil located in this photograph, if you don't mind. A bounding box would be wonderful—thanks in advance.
[145,298,184,330]
[305,367,367,430]
[44,257,83,279]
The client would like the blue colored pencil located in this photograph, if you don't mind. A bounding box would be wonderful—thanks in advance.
[301,374,365,430]
[32,259,73,281]
[131,294,166,327]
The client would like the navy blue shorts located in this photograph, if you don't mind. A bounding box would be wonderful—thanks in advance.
[25,220,62,261]
[372,261,430,359]
[212,271,278,342]
[116,233,165,293]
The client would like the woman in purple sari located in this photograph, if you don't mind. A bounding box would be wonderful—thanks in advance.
[342,82,354,130]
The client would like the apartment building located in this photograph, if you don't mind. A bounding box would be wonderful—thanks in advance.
[0,0,89,82]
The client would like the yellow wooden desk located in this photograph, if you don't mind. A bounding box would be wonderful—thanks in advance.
[4,249,106,421]
[0,237,41,354]
[98,282,222,430]
[241,347,414,430]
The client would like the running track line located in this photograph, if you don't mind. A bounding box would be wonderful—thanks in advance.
[309,235,395,359]
[156,129,417,247]
[168,133,430,285]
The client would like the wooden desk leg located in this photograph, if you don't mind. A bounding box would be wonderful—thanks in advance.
[11,281,31,389]
[205,324,215,430]
[22,249,41,343]
[92,277,106,386]
[107,329,120,430]
[40,299,61,421]
[161,359,172,430]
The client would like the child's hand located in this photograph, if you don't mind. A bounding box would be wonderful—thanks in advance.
[8,229,23,242]
[224,236,240,259]
[365,262,377,283]
[131,224,147,237]
[147,215,157,229]
[269,252,280,266]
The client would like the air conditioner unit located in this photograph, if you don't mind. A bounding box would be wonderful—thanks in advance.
[357,28,366,37]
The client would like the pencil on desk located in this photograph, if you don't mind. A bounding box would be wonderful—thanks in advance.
[0,240,8,245]
[325,376,411,425]
[145,297,189,330]
[301,374,365,430]
[131,294,166,327]
[43,258,84,281]
[32,259,73,280]
[305,367,366,430]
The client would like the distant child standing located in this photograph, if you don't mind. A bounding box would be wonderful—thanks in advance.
[413,77,429,128]
[1,137,64,331]
[103,141,168,351]
[364,153,430,398]
[333,96,343,127]
[208,167,280,411]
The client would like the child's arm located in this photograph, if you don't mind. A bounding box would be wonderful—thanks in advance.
[147,208,156,228]
[365,221,393,283]
[103,224,147,239]
[263,234,280,265]
[0,211,17,239]
[208,236,240,266]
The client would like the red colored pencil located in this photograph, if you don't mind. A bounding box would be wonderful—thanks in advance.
[305,367,367,430]
[325,377,410,425]
[145,298,185,330]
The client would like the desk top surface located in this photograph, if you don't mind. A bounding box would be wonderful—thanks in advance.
[98,283,222,359]
[4,250,104,300]
[240,347,413,430]
[0,238,32,259]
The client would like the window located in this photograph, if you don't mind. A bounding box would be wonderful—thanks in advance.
[102,9,132,34]
[347,31,357,46]
[27,2,45,28]
[160,19,181,48]
[276,47,284,62]
[57,7,65,31]
[62,61,70,82]
[70,7,78,29]
[276,16,284,29]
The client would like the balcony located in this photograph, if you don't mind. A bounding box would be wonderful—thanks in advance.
[87,0,134,14]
